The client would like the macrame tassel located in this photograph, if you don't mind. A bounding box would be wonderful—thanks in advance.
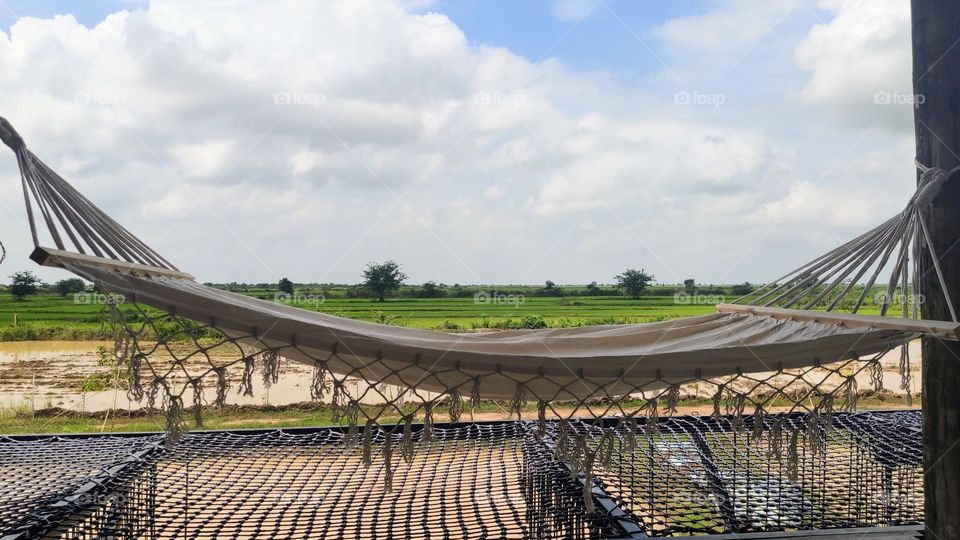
[555,421,570,462]
[310,362,326,402]
[597,431,615,469]
[422,402,435,444]
[147,378,162,411]
[163,394,187,447]
[448,388,463,424]
[470,376,481,418]
[807,410,825,457]
[899,344,913,406]
[214,367,229,409]
[665,384,680,415]
[345,401,360,448]
[644,399,660,435]
[711,386,724,420]
[536,400,547,438]
[869,360,884,393]
[786,429,800,482]
[842,375,859,412]
[362,420,375,467]
[820,394,835,430]
[239,357,255,397]
[260,350,280,388]
[191,378,204,427]
[571,437,587,482]
[625,416,638,452]
[382,437,394,492]
[401,415,415,463]
[580,449,596,513]
[510,382,525,420]
[128,353,144,402]
[330,382,346,423]
[751,404,765,441]
[769,417,784,459]
[730,395,746,432]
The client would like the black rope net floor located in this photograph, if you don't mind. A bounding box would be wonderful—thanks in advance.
[0,411,922,539]
[0,296,925,538]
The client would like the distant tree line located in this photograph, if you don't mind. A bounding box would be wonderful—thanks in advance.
[4,271,89,301]
[200,262,759,302]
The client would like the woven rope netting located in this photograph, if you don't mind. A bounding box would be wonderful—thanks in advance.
[0,411,923,538]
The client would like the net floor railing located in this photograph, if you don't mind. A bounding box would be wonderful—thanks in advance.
[0,411,922,539]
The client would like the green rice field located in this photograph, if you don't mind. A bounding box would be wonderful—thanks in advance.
[0,282,894,341]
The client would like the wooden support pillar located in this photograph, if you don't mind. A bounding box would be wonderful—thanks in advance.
[911,2,960,537]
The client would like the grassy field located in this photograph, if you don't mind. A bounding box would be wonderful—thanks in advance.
[0,289,722,340]
[0,280,899,341]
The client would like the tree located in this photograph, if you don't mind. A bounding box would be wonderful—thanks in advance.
[684,279,696,294]
[9,271,42,301]
[539,280,563,297]
[419,281,443,298]
[362,261,407,302]
[730,282,753,296]
[585,281,601,296]
[278,277,294,295]
[55,278,86,297]
[614,268,654,299]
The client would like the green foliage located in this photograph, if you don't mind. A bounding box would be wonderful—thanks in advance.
[684,278,696,294]
[80,346,129,392]
[730,282,754,296]
[278,277,294,295]
[519,313,547,329]
[537,280,563,297]
[418,281,444,298]
[9,271,42,301]
[435,319,461,331]
[372,310,404,326]
[54,278,86,297]
[615,268,655,299]
[362,260,407,301]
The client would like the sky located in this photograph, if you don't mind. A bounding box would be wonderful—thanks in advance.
[0,0,920,286]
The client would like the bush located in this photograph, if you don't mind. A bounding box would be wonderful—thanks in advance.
[519,314,547,329]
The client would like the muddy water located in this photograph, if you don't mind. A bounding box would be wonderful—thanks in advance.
[0,340,923,413]
[0,341,324,412]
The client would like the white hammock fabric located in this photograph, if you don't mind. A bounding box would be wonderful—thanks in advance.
[51,256,918,401]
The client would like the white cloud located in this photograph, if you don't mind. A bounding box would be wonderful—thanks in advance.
[0,0,918,286]
[167,140,237,180]
[793,0,912,132]
[654,0,802,52]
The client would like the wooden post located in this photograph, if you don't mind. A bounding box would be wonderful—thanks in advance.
[911,2,960,537]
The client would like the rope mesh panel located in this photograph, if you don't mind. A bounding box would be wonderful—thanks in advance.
[0,412,923,539]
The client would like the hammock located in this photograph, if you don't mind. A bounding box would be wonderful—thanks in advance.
[1,115,954,394]
[1,116,952,525]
